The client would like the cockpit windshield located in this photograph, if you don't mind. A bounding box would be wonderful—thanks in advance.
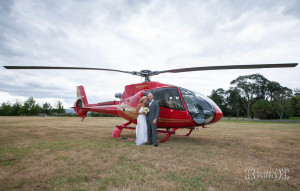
[180,88,216,125]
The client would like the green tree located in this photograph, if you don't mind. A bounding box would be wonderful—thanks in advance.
[0,102,12,116]
[291,96,300,117]
[21,97,40,116]
[11,100,22,116]
[273,87,293,119]
[41,102,53,115]
[230,73,268,118]
[54,101,65,114]
[266,81,281,101]
[226,87,246,118]
[252,100,273,119]
[294,88,300,96]
[209,88,229,116]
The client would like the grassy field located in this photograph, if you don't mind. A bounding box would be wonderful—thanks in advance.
[0,117,299,191]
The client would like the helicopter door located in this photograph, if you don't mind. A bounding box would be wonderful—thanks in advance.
[145,88,185,111]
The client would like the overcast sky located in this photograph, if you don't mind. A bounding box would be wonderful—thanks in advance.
[1,0,299,108]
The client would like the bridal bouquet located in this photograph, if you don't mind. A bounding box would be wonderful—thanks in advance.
[143,107,150,114]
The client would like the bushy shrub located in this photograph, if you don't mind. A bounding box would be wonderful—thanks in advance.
[252,100,273,119]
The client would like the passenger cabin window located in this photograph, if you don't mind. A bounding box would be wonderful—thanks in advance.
[145,88,185,111]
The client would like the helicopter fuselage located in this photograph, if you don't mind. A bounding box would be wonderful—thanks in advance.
[73,81,223,129]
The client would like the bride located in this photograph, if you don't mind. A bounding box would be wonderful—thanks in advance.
[135,96,148,145]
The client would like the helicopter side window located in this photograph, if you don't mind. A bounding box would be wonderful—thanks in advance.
[145,88,185,111]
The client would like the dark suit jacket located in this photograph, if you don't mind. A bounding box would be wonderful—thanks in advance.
[146,100,159,122]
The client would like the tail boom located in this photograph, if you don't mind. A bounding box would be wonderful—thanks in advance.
[73,86,120,118]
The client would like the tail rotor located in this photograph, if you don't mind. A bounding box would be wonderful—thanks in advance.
[73,86,89,119]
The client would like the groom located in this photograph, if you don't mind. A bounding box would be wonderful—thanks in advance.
[146,93,160,147]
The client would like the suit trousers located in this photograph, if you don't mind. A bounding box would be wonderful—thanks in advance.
[147,119,157,144]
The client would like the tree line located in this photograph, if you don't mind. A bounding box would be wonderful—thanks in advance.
[0,97,117,117]
[2,74,299,119]
[0,97,65,116]
[208,73,300,119]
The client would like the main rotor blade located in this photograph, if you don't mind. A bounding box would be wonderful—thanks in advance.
[3,66,134,74]
[157,63,298,74]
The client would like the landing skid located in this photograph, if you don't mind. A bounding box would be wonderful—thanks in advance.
[111,122,194,143]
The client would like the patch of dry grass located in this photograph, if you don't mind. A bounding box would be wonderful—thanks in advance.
[0,117,299,190]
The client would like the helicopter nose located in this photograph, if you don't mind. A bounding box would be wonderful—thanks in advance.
[214,106,223,122]
[210,105,223,124]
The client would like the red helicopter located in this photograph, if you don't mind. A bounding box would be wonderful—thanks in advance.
[4,63,298,143]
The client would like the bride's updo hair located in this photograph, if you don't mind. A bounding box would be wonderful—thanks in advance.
[140,96,147,103]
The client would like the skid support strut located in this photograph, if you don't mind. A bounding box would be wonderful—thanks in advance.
[112,122,194,143]
[112,121,132,138]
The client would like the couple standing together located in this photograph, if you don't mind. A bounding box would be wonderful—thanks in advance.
[135,93,159,147]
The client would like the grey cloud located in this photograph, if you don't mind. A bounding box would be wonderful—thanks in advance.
[0,74,74,99]
[280,0,300,18]
[0,0,13,13]
[0,83,74,99]
[0,0,299,106]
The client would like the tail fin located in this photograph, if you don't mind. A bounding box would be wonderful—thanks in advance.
[73,85,89,119]
[77,85,88,106]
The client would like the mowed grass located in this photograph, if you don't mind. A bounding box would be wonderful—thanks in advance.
[0,117,299,191]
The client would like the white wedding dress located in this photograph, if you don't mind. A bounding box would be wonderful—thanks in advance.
[136,107,148,145]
